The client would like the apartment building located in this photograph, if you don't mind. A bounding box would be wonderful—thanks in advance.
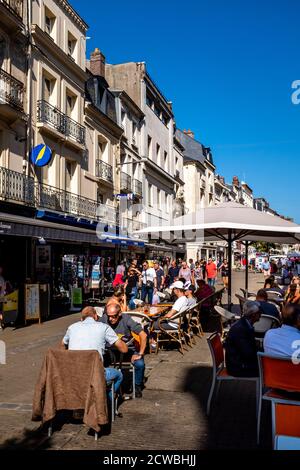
[175,128,217,261]
[105,61,180,257]
[0,0,27,173]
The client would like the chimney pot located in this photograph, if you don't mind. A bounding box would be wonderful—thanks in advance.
[90,48,106,77]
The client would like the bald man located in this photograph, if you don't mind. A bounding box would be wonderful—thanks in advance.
[62,306,128,399]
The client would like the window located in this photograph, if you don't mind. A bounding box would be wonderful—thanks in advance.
[44,7,56,40]
[147,135,152,158]
[162,114,169,126]
[156,144,160,163]
[146,93,153,108]
[132,121,137,144]
[154,104,161,119]
[148,183,153,207]
[97,189,104,204]
[65,161,76,192]
[164,151,168,170]
[42,73,56,105]
[66,92,76,118]
[121,110,126,130]
[67,32,77,61]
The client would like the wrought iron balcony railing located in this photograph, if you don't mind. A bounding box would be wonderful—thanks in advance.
[133,179,142,196]
[122,217,147,234]
[0,166,35,205]
[96,160,113,183]
[120,172,131,192]
[35,182,98,220]
[1,0,23,18]
[37,100,85,145]
[0,68,24,111]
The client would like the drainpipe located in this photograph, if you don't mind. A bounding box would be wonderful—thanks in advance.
[25,0,33,178]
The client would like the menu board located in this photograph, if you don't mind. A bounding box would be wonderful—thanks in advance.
[25,284,40,324]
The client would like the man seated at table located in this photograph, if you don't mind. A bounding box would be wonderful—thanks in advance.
[256,289,281,320]
[263,304,300,356]
[152,280,189,333]
[224,301,261,377]
[62,306,128,399]
[101,303,147,398]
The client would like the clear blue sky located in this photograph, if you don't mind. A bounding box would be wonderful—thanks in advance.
[72,0,300,222]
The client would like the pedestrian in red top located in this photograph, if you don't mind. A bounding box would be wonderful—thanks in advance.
[206,258,217,288]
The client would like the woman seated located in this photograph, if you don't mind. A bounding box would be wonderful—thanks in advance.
[106,285,127,312]
[284,283,300,305]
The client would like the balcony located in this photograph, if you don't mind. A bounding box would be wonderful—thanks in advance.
[133,179,142,197]
[0,0,23,19]
[37,100,85,146]
[0,68,24,114]
[0,166,35,206]
[120,172,131,193]
[35,183,99,220]
[96,160,113,184]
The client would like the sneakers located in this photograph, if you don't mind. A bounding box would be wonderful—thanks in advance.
[135,385,143,398]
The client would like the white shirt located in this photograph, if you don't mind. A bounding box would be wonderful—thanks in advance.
[63,317,119,359]
[142,267,156,285]
[264,325,300,357]
[168,295,189,328]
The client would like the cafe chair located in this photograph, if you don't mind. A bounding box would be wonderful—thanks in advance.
[257,352,300,444]
[213,306,240,339]
[206,332,259,417]
[152,310,189,355]
[272,402,300,449]
[32,349,110,441]
[254,314,280,349]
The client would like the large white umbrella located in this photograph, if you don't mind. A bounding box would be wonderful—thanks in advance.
[136,202,300,308]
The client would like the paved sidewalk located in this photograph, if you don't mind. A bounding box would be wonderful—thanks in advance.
[0,271,272,450]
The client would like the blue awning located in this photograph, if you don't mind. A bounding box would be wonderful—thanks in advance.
[101,233,145,247]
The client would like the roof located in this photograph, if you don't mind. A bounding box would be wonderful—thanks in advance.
[175,129,213,166]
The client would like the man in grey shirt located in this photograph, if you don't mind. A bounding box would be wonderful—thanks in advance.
[62,306,128,399]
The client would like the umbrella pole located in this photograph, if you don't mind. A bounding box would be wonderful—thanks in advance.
[228,229,232,311]
[245,241,249,296]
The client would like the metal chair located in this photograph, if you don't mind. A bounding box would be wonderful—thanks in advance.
[240,288,256,298]
[213,306,240,339]
[254,314,280,348]
[206,332,259,416]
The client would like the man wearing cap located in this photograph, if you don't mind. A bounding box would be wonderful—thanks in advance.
[153,280,189,331]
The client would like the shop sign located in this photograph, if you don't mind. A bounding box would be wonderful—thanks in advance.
[30,144,52,167]
[0,222,11,234]
[91,258,101,289]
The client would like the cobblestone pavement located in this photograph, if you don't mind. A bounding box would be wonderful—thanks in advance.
[0,271,272,450]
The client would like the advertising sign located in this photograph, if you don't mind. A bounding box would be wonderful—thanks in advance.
[30,144,52,167]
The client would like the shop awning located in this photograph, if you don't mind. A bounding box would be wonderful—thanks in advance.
[0,212,102,244]
[100,233,145,247]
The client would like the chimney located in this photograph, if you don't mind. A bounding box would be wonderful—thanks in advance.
[90,48,106,77]
[183,129,194,139]
[232,176,239,186]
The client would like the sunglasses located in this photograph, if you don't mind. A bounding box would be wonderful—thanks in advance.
[108,313,119,319]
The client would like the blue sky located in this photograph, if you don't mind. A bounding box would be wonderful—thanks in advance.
[72,0,300,222]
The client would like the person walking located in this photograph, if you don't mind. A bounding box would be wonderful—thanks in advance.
[179,261,192,284]
[141,261,157,305]
[206,258,217,288]
[219,259,229,290]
